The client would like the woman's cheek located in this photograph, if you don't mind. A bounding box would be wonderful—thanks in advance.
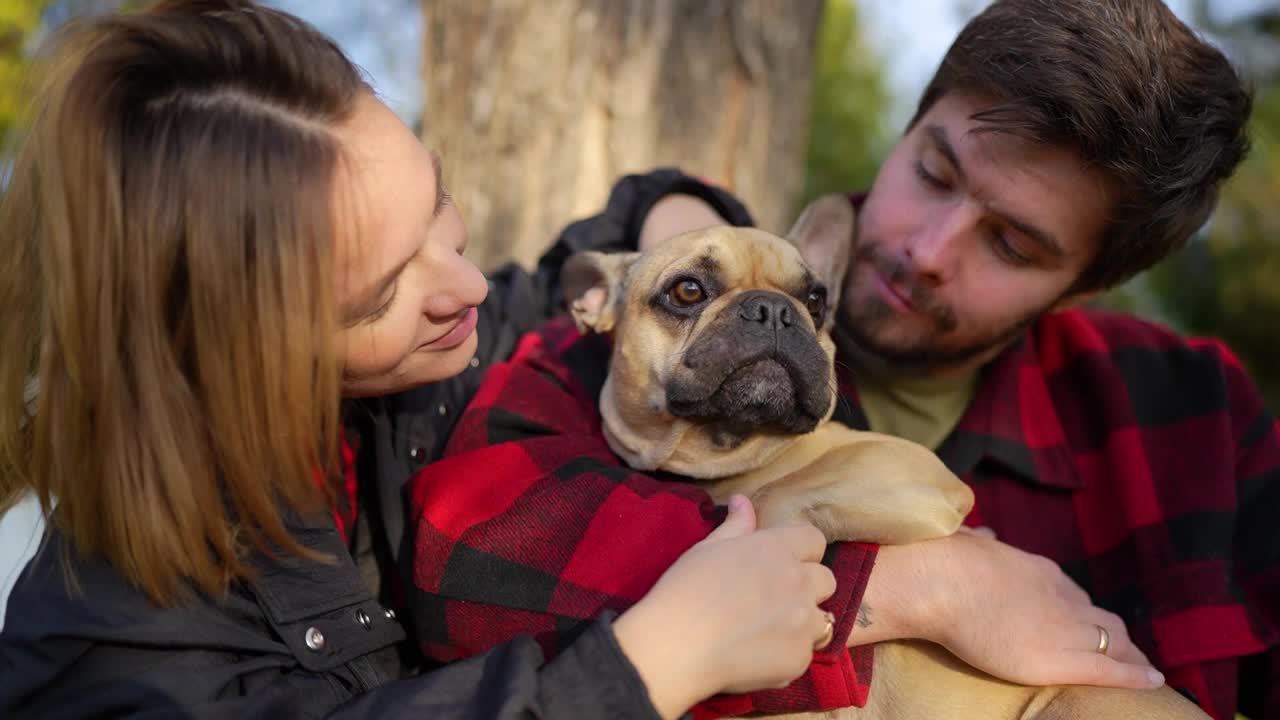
[378,307,425,368]
[341,315,418,378]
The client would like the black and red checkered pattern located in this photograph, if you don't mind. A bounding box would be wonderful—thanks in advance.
[408,319,878,717]
[866,308,1277,720]
[408,307,1279,719]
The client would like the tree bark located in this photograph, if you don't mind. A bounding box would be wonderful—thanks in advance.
[420,0,824,270]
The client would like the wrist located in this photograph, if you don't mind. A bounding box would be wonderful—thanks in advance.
[846,543,942,647]
[614,602,717,720]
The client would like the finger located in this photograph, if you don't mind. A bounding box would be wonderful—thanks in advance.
[1084,613,1150,667]
[768,523,828,563]
[812,608,836,650]
[1107,637,1153,668]
[705,494,757,542]
[806,562,837,604]
[1055,652,1166,690]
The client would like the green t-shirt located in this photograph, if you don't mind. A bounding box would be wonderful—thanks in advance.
[835,329,978,451]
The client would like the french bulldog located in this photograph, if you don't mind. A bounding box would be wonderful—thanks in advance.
[560,194,1206,720]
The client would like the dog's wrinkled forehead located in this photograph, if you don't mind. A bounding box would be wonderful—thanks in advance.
[629,227,818,298]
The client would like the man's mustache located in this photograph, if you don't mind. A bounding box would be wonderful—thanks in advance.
[855,243,958,332]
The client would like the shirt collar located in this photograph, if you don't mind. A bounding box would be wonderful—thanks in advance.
[834,325,1084,490]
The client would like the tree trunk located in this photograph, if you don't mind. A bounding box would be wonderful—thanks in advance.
[420,0,824,270]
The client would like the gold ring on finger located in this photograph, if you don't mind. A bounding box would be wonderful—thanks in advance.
[1095,624,1110,655]
[814,610,836,650]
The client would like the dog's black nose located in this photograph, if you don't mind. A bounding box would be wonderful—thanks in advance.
[737,291,794,330]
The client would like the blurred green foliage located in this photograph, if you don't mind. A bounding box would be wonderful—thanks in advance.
[0,0,48,142]
[801,0,890,206]
[1103,10,1280,411]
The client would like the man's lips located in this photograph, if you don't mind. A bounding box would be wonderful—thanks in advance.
[870,266,917,313]
[420,306,478,350]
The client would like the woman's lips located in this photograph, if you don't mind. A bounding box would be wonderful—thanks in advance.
[420,306,478,350]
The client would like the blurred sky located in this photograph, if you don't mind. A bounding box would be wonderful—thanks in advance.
[268,0,1276,127]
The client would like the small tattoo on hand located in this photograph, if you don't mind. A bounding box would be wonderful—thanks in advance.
[857,604,873,628]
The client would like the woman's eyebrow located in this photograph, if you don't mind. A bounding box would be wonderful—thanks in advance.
[430,150,447,218]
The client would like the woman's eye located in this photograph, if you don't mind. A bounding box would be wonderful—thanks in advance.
[366,284,399,323]
[668,279,707,307]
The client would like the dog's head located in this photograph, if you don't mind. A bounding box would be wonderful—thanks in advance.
[561,194,855,478]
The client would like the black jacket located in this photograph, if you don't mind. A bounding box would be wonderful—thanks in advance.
[0,169,751,719]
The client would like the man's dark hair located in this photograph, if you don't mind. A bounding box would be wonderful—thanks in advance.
[911,0,1253,291]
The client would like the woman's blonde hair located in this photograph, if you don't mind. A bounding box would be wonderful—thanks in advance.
[0,0,367,605]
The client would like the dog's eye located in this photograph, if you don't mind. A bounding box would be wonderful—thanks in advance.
[805,288,827,322]
[669,279,707,307]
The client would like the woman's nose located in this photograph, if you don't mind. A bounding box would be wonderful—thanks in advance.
[424,250,488,319]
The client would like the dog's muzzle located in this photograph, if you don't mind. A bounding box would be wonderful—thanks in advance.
[665,290,833,439]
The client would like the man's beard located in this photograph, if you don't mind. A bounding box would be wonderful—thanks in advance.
[840,239,1052,371]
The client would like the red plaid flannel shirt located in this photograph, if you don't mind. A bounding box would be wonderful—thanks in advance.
[407,319,878,718]
[408,308,1279,719]
[871,308,1275,720]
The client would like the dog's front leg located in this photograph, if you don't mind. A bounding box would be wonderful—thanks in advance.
[749,436,974,545]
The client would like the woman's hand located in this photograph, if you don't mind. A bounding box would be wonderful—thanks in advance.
[613,495,836,720]
[851,530,1166,690]
[636,194,729,252]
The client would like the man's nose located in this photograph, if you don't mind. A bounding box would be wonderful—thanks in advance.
[904,203,975,284]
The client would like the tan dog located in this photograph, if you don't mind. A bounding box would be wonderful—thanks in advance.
[561,195,1206,720]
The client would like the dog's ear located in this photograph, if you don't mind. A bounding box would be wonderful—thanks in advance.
[561,251,640,334]
[785,194,855,326]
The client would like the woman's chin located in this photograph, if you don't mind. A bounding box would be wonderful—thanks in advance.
[409,329,480,385]
[341,331,479,398]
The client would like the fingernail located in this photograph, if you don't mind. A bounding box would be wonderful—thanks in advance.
[1148,669,1165,686]
[729,494,747,513]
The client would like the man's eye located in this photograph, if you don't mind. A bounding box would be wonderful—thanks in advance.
[668,279,707,307]
[990,231,1032,267]
[914,161,950,190]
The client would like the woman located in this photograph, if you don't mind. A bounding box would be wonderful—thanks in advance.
[0,2,838,718]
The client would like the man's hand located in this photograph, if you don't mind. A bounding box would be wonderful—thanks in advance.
[850,531,1166,690]
[637,194,729,251]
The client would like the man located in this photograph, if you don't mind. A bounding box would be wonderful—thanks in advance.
[377,1,1278,718]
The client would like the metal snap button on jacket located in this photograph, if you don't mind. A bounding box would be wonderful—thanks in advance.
[304,626,325,651]
[355,609,372,630]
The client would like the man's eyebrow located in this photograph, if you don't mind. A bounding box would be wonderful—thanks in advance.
[431,150,447,218]
[924,124,1065,259]
[925,124,966,184]
[997,209,1065,258]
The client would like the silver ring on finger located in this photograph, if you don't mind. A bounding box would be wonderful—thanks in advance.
[1095,624,1110,655]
